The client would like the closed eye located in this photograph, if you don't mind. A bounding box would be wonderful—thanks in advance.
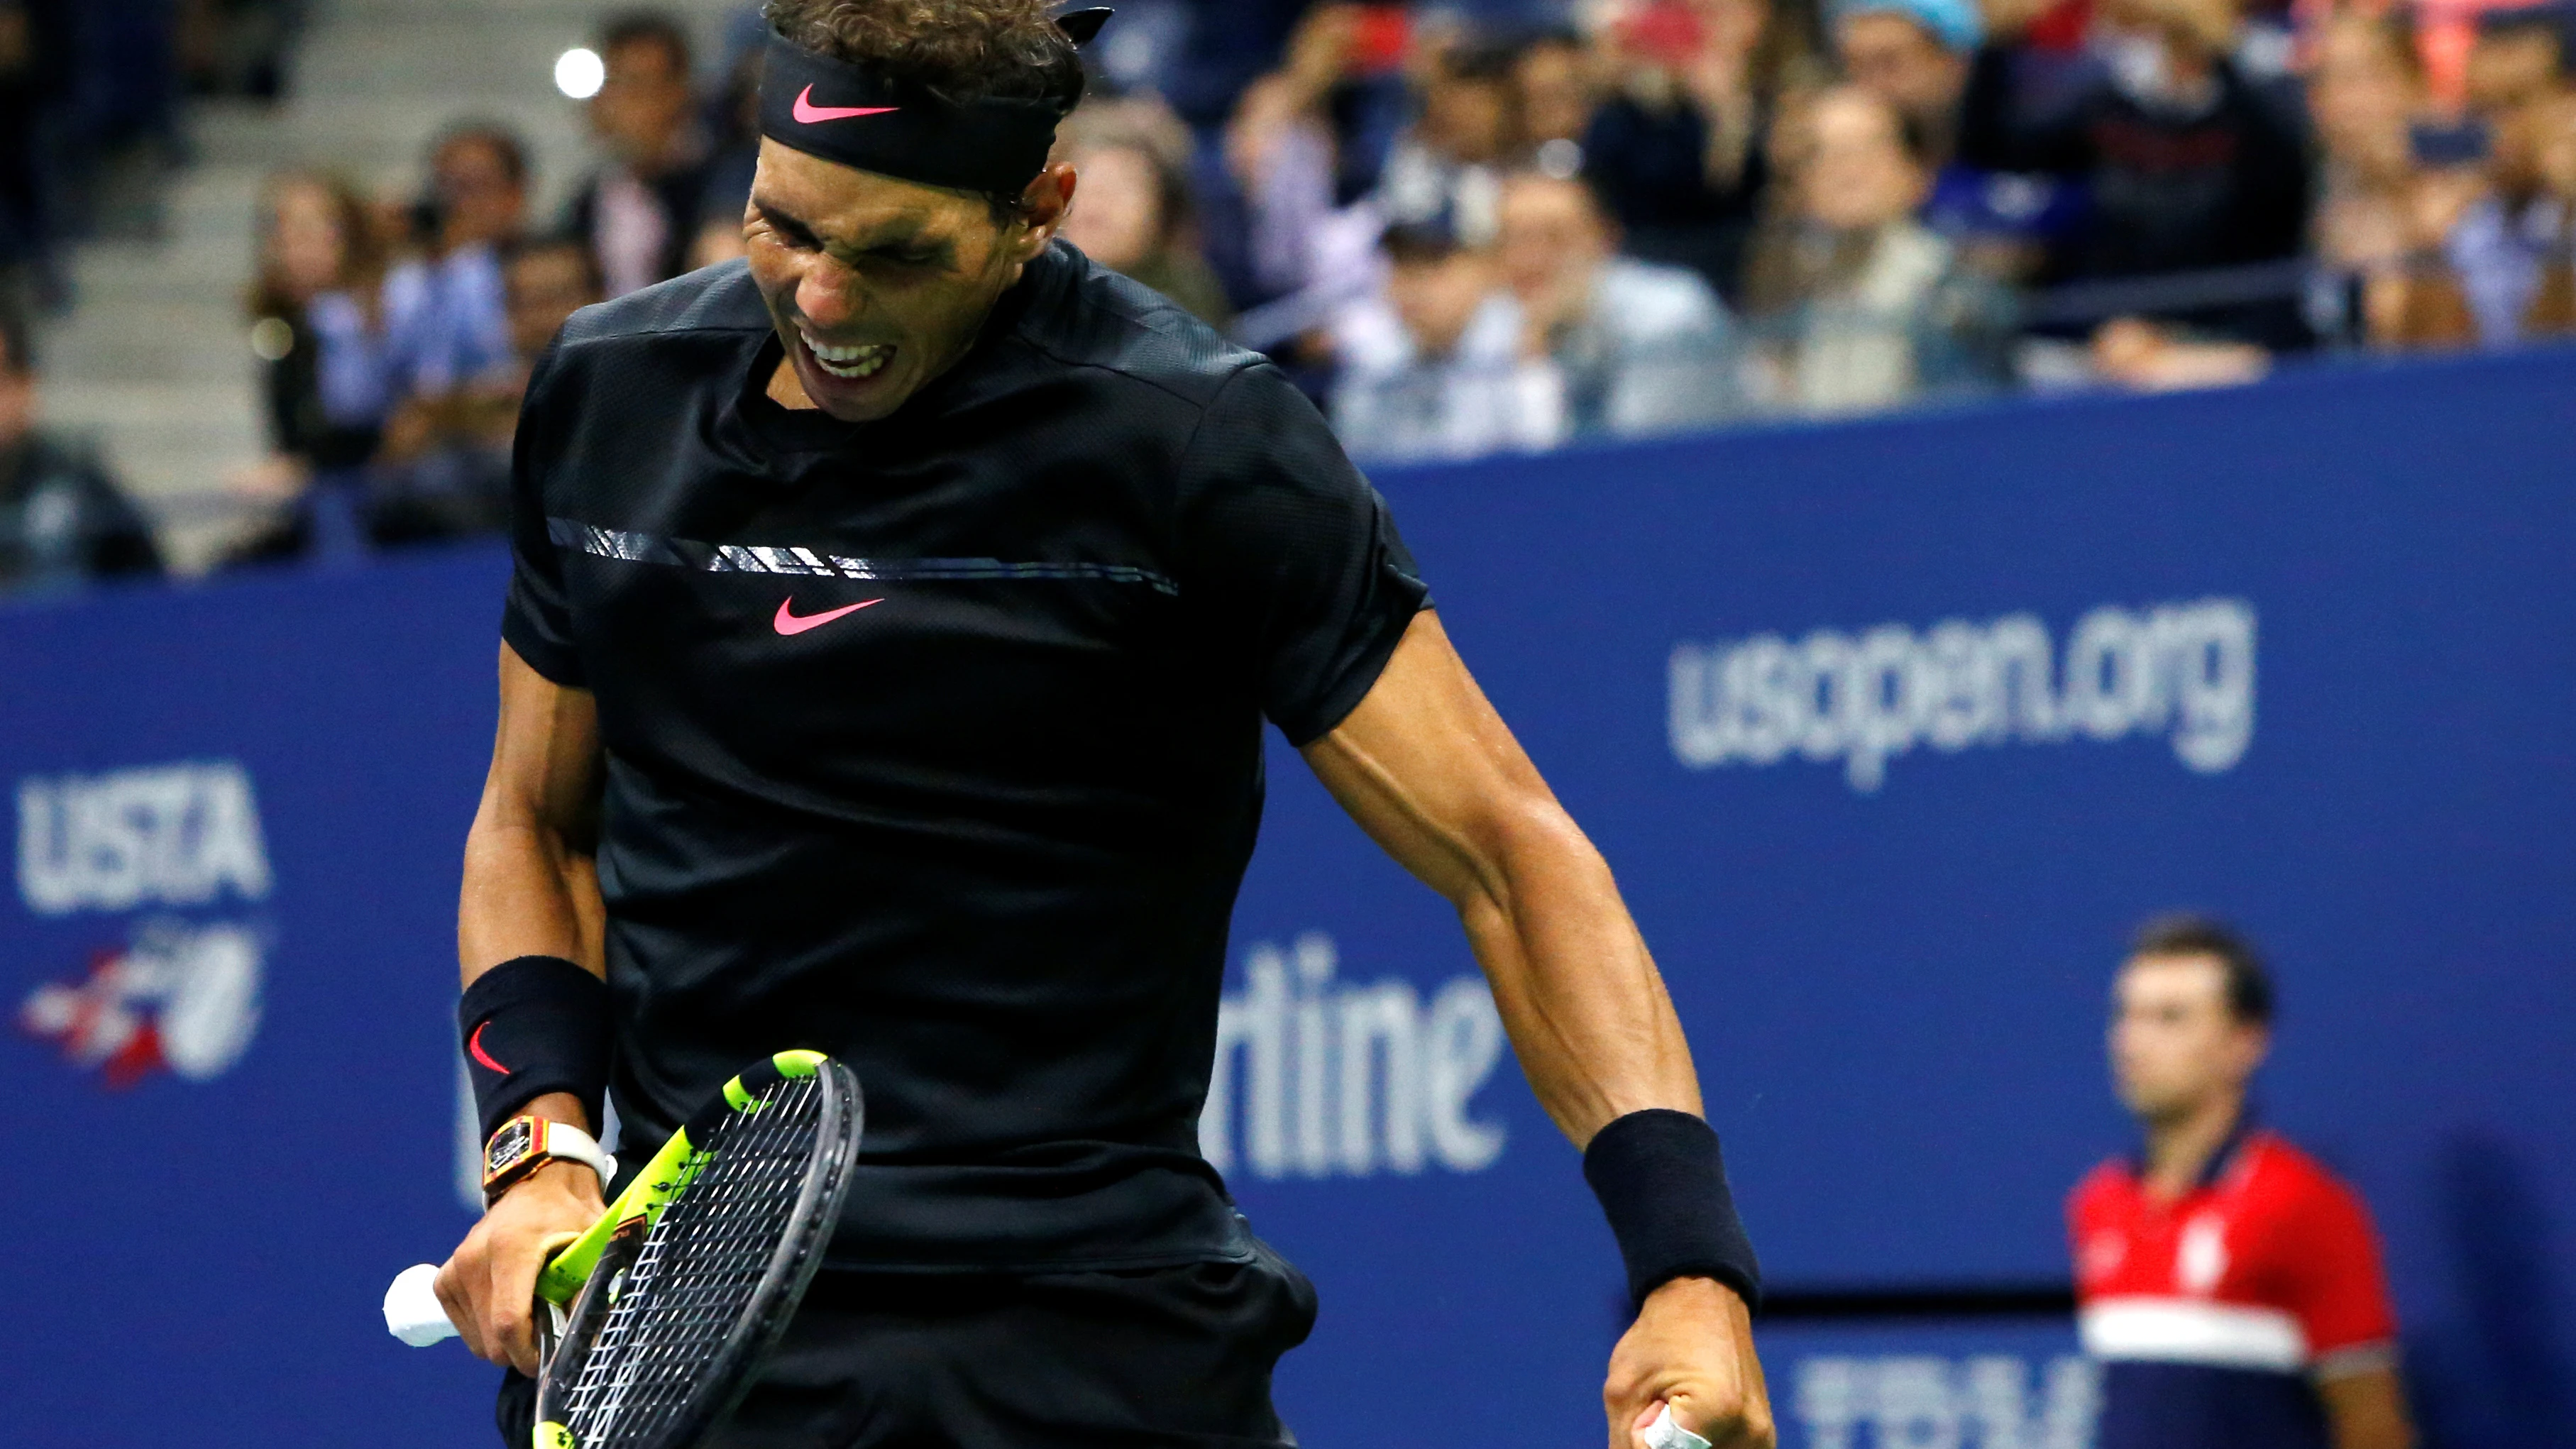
[753,201,824,252]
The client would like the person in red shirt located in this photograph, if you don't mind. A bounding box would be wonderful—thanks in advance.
[2070,915,2416,1449]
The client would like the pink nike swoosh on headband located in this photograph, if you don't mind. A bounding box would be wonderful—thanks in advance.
[792,86,898,124]
[774,597,883,635]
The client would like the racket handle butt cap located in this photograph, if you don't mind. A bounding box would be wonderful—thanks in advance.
[1644,1405,1712,1449]
[385,1263,461,1346]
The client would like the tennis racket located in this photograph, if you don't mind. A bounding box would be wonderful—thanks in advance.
[385,1049,862,1449]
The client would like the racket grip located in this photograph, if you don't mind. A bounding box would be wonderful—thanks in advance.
[385,1263,460,1346]
[1643,1404,1712,1449]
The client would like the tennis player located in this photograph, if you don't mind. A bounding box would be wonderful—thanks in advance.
[432,4,1770,1446]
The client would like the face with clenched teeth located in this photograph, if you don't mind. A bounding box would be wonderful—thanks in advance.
[741,140,1069,422]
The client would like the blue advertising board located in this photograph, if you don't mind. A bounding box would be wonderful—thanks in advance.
[4,346,2572,1449]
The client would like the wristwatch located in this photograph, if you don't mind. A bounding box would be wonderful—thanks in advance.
[482,1115,616,1206]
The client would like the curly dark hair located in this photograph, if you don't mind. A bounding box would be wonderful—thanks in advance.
[762,0,1085,111]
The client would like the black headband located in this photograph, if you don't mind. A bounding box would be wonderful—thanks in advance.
[756,9,1111,198]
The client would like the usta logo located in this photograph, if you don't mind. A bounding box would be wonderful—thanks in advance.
[18,918,265,1086]
[17,761,273,915]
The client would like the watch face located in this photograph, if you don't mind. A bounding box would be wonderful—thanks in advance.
[485,1118,535,1177]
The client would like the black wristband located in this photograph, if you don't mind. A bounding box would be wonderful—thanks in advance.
[1583,1108,1762,1312]
[458,955,610,1144]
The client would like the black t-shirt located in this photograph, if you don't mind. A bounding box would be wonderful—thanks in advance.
[502,243,1429,1271]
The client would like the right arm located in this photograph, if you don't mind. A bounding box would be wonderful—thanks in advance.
[435,644,610,1375]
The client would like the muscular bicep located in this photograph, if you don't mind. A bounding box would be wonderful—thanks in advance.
[458,644,606,983]
[1297,610,1573,907]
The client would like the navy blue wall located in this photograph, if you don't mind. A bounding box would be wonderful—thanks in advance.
[4,348,2570,1448]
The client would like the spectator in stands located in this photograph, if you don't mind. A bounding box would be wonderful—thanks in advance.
[1961,0,2313,349]
[1223,4,1412,336]
[224,170,393,566]
[564,12,714,299]
[175,0,303,100]
[1829,0,2074,282]
[690,29,766,270]
[0,307,163,593]
[369,235,602,547]
[1583,0,1827,299]
[1059,101,1236,327]
[1740,87,2014,414]
[2304,11,2421,348]
[0,0,41,313]
[2072,915,2416,1449]
[383,125,528,408]
[499,233,607,370]
[1495,170,1738,436]
[2428,10,2575,346]
[1376,38,1523,246]
[2532,90,2576,335]
[1331,221,1558,461]
[1833,0,1974,165]
[1156,0,1318,133]
[1513,28,1599,164]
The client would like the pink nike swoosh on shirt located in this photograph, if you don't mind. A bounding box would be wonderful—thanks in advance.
[774,597,883,635]
[792,86,898,124]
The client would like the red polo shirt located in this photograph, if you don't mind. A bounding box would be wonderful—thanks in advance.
[2069,1127,2397,1449]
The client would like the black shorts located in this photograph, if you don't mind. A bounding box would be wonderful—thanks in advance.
[497,1244,1319,1448]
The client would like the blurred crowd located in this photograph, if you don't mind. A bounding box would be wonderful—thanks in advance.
[2,0,306,314]
[1203,0,2576,458]
[4,0,2575,593]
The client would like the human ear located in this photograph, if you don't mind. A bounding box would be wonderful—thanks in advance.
[1012,163,1079,265]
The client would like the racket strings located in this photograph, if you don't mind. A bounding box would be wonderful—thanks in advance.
[558,1074,825,1448]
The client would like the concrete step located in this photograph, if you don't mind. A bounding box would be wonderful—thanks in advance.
[45,304,259,385]
[194,94,587,174]
[70,240,255,307]
[160,165,268,246]
[295,18,607,100]
[41,380,258,435]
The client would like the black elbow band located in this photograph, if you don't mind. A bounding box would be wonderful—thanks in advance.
[1583,1108,1763,1312]
[458,955,611,1144]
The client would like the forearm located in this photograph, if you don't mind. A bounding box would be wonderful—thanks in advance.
[458,809,604,985]
[1301,615,1705,1147]
[1455,810,1700,1146]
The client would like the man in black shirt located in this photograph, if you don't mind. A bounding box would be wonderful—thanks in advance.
[0,309,162,593]
[435,5,1771,1447]
[563,13,717,299]
[1959,0,2313,348]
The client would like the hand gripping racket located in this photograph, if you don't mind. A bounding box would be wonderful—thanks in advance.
[385,1050,862,1449]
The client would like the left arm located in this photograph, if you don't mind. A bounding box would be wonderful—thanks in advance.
[1301,610,1772,1449]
